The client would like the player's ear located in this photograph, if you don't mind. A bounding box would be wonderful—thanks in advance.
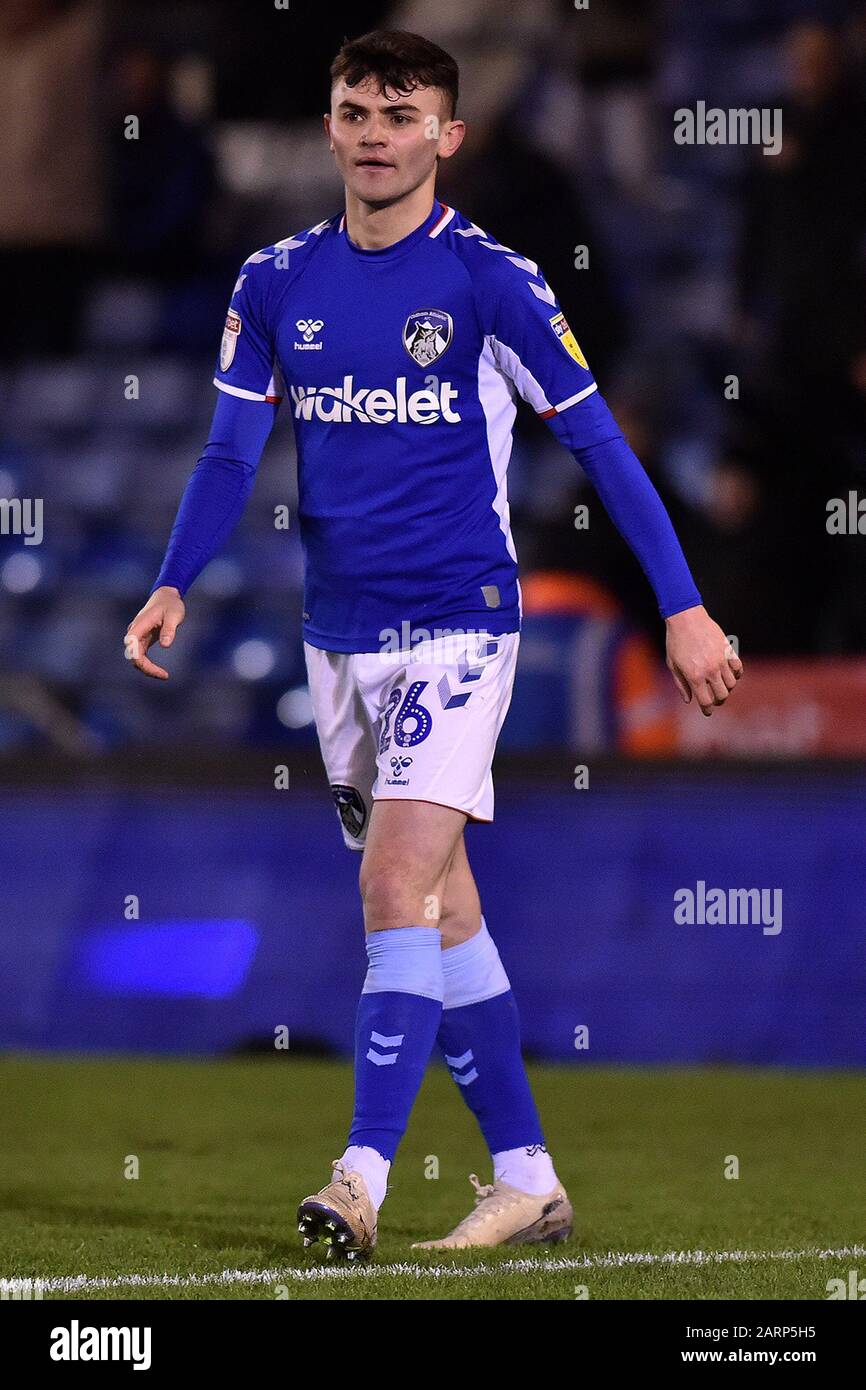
[439,119,466,160]
[323,112,334,150]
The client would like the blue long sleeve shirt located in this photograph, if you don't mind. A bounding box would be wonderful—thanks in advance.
[153,199,700,649]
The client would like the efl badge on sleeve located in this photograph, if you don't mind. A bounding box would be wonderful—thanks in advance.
[220,310,242,372]
[403,309,453,366]
[549,312,588,369]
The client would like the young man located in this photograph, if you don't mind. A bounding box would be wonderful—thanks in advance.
[126,30,742,1261]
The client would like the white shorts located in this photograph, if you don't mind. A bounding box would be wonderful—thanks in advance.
[304,630,520,849]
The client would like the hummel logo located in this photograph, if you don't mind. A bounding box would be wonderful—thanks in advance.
[385,754,413,787]
[294,319,324,352]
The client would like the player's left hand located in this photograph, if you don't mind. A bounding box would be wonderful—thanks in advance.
[665,605,743,716]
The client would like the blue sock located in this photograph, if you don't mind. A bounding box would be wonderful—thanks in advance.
[437,920,546,1156]
[347,926,443,1162]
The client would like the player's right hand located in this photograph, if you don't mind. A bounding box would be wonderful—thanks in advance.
[124,586,186,680]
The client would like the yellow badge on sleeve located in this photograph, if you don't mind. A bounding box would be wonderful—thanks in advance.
[220,310,241,372]
[549,312,588,369]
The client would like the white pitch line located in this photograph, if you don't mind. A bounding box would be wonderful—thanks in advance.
[3,1245,865,1295]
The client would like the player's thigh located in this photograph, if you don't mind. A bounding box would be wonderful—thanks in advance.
[359,798,468,933]
[368,630,520,828]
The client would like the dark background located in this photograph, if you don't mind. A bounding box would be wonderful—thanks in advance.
[0,0,863,1063]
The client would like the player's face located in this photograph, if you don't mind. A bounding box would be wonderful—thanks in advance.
[326,78,459,207]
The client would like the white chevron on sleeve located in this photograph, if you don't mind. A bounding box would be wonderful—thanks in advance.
[529,279,557,305]
[506,253,540,277]
[454,221,488,239]
[455,219,553,303]
[243,223,326,269]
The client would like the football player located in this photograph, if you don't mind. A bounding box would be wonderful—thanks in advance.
[126,29,742,1260]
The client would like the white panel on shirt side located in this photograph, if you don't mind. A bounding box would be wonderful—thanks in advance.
[478,338,519,565]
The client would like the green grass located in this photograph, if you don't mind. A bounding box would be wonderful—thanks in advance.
[0,1055,862,1300]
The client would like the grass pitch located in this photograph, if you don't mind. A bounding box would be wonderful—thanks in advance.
[0,1055,862,1300]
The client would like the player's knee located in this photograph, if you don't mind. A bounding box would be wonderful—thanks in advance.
[359,861,439,931]
[359,863,414,921]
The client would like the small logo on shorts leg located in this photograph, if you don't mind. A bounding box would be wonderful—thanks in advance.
[331,784,366,838]
[384,755,413,786]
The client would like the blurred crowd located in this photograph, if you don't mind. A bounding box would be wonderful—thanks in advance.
[0,0,864,752]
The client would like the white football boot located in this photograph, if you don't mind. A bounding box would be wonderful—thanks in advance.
[412,1172,573,1250]
[297,1161,377,1261]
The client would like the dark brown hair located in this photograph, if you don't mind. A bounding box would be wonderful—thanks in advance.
[330,29,459,119]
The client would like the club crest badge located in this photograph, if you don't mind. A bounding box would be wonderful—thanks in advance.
[220,309,242,371]
[330,784,366,840]
[403,309,453,366]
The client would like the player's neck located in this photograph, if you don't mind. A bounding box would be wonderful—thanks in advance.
[343,182,438,251]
